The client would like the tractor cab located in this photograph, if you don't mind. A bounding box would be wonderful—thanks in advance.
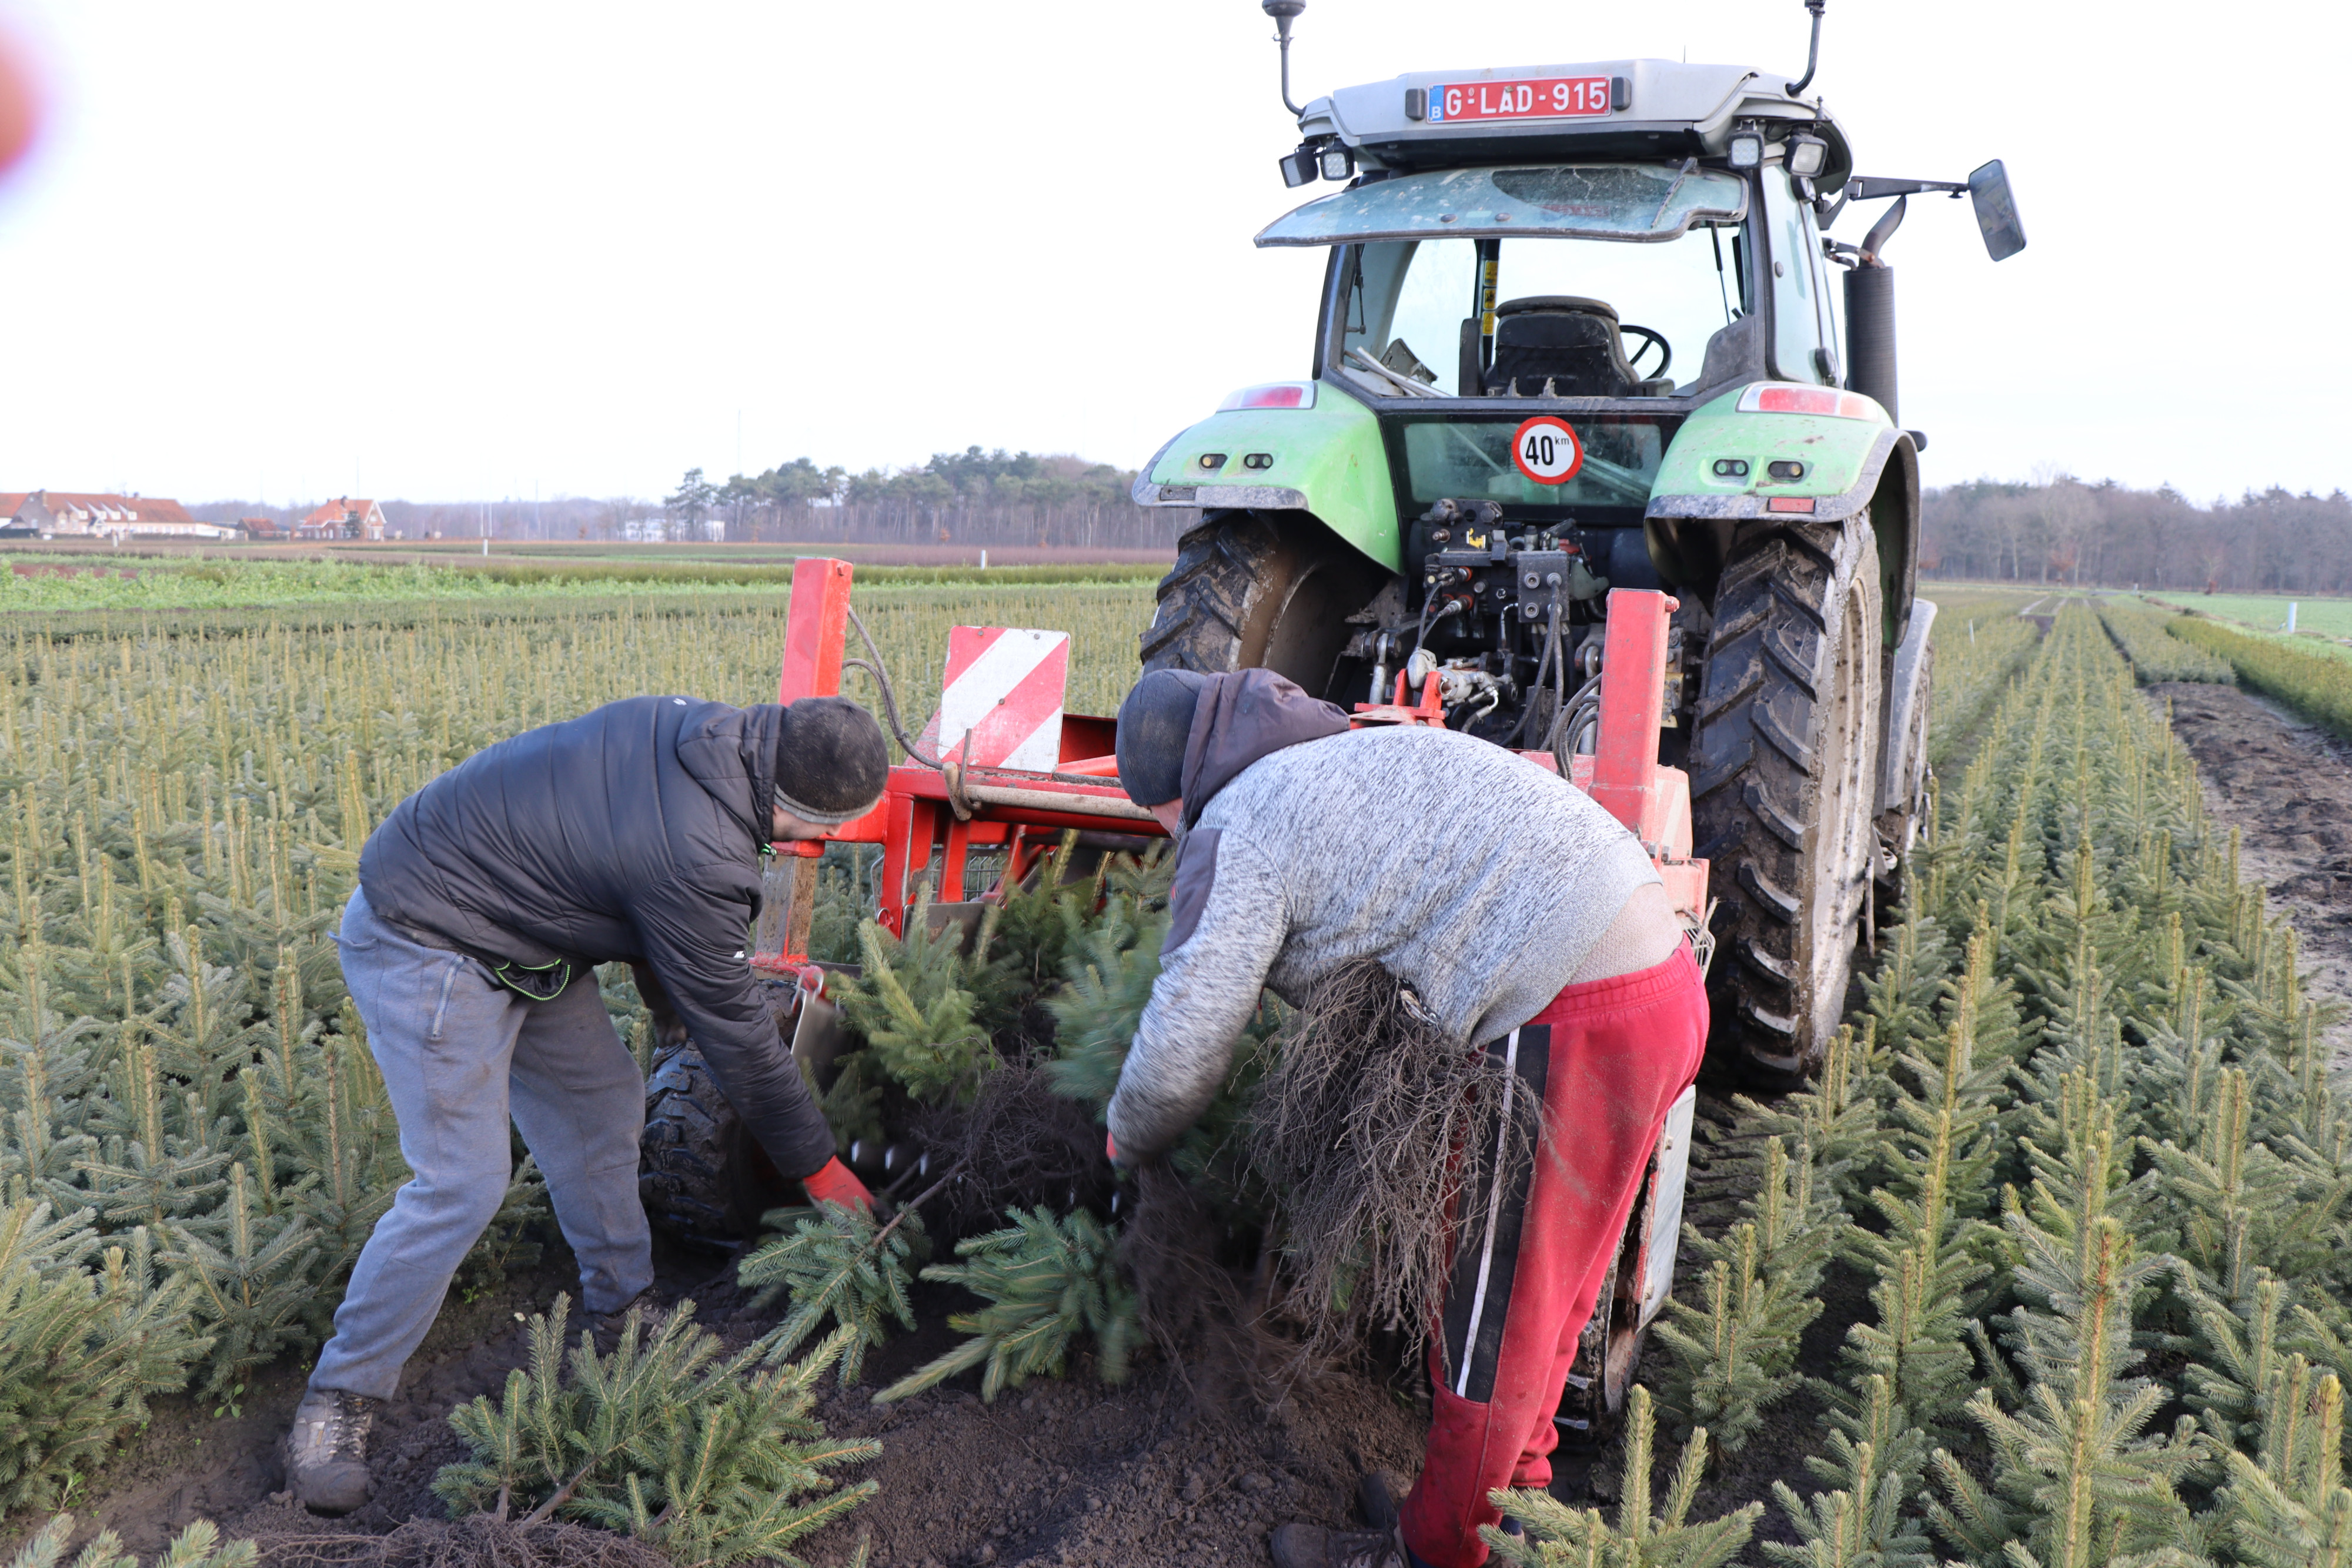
[1132,2,2023,1097]
[1289,59,1852,418]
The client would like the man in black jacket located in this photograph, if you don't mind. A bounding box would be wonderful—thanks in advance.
[283,693,890,1514]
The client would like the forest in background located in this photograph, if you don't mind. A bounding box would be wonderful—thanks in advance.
[188,449,1184,551]
[1920,477,2352,593]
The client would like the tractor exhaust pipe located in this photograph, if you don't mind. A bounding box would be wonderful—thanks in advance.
[1843,266,1897,427]
[1843,195,1904,426]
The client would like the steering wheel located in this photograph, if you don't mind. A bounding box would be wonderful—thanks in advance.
[1620,325,1672,381]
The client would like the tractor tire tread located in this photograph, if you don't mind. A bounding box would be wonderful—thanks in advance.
[1685,514,1885,1087]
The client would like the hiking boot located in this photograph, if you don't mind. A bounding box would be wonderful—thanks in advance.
[1269,1523,1408,1568]
[590,1286,669,1355]
[284,1388,380,1515]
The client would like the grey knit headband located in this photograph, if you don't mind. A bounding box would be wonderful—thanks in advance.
[774,786,879,827]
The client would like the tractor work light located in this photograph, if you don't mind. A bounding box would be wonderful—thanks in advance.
[1319,144,1354,182]
[1218,382,1318,412]
[1278,143,1319,188]
[1727,130,1764,169]
[1736,382,1880,419]
[1786,134,1828,177]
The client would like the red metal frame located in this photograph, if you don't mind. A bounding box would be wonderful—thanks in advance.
[765,559,1706,962]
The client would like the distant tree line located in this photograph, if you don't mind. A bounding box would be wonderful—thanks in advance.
[1922,477,2352,593]
[189,459,2352,589]
[663,447,1169,549]
[186,447,1187,549]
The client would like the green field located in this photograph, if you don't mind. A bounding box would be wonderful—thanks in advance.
[2,554,1162,614]
[2146,589,2352,640]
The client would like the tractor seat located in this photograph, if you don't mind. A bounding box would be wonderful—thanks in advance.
[1481,296,1642,399]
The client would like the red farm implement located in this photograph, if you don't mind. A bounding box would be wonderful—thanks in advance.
[680,554,1713,1440]
[753,556,1709,970]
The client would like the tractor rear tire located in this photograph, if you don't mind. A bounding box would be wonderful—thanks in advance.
[1140,510,1388,698]
[1686,517,1885,1087]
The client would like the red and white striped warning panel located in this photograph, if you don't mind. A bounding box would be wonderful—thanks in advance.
[918,626,1070,773]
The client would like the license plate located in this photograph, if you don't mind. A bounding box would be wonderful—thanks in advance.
[1429,77,1612,123]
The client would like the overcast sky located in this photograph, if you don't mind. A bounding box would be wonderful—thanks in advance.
[0,1,2340,507]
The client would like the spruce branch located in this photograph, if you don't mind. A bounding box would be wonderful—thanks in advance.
[841,904,999,1104]
[435,1296,878,1567]
[875,1206,1138,1405]
[5,1514,255,1568]
[1483,1385,1761,1567]
[738,1200,921,1386]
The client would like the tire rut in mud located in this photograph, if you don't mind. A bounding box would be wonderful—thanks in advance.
[2149,680,2352,1062]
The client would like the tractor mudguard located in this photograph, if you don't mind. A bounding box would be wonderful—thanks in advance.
[1642,384,1920,645]
[1131,383,1402,573]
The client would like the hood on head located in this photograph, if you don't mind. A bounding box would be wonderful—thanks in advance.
[1178,669,1351,829]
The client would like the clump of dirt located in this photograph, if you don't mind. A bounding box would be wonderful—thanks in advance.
[793,1280,1428,1568]
[2151,681,2352,1060]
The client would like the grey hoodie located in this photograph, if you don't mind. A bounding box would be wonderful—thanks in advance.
[1105,671,1660,1161]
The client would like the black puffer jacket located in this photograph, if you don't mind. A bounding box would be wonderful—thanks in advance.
[358,696,834,1176]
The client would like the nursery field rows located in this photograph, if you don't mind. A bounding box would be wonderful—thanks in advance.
[4,589,2350,1568]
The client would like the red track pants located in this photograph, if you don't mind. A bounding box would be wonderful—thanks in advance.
[1399,945,1709,1568]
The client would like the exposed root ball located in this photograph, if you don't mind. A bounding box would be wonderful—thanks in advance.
[248,1518,669,1568]
[1245,961,1538,1361]
[1117,1161,1251,1355]
[909,1057,1113,1238]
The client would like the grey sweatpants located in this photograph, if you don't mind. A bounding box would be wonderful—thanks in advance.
[309,889,653,1400]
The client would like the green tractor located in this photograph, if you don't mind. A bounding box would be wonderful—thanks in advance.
[1134,1,2025,1085]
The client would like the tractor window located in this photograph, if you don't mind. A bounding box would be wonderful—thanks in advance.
[1341,239,1476,394]
[1395,415,1667,509]
[1763,169,1838,383]
[1339,226,1750,399]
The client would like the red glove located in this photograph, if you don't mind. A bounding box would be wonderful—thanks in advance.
[802,1156,874,1213]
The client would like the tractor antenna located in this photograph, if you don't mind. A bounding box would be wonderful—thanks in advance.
[1785,0,1826,95]
[1264,0,1307,116]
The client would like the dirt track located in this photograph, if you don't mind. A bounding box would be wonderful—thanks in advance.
[2151,681,2352,1061]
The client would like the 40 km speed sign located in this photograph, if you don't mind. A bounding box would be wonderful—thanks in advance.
[1510,416,1583,486]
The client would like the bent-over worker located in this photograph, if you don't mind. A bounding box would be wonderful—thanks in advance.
[283,694,888,1514]
[1108,668,1706,1568]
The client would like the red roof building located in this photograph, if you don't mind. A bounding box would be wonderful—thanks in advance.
[2,490,227,539]
[298,497,387,541]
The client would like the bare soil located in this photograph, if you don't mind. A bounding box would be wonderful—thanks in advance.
[2150,681,2352,1061]
[20,1233,1430,1568]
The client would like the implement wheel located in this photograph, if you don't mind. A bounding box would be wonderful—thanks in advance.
[1686,517,1885,1087]
[639,979,801,1248]
[1140,510,1388,697]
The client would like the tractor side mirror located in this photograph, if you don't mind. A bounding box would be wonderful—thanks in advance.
[1969,159,2026,261]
